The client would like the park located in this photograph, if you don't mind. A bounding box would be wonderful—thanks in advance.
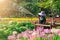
[0,0,60,40]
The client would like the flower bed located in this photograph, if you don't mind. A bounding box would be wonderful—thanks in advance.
[7,26,60,40]
[0,21,35,40]
[0,21,60,40]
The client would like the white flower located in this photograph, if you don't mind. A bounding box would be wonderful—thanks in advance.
[51,28,60,34]
[32,31,37,36]
[13,31,17,35]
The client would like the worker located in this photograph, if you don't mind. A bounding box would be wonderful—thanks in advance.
[38,11,46,24]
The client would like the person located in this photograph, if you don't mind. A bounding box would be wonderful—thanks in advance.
[38,11,46,24]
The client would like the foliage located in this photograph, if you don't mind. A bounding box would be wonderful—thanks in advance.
[10,0,60,17]
[7,26,60,40]
[0,21,35,40]
[25,3,40,16]
[20,0,60,17]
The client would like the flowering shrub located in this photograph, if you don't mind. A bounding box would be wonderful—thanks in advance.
[7,26,60,40]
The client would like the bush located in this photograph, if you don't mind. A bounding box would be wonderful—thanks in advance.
[0,21,35,40]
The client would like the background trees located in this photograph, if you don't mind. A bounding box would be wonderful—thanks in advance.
[1,0,60,17]
[19,0,60,17]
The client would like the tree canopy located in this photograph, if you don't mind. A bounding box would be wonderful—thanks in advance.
[23,0,60,17]
[13,0,60,17]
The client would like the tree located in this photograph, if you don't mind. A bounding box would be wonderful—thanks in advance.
[13,0,60,17]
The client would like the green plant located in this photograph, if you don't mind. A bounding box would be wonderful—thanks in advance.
[0,21,35,40]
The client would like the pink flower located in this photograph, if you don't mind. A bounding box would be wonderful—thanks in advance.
[17,33,22,39]
[48,34,54,38]
[8,35,16,40]
[25,30,33,34]
[41,32,45,35]
[32,31,37,36]
[22,31,31,38]
[29,35,33,40]
[44,29,51,33]
[56,31,60,36]
[25,30,30,33]
[40,32,47,38]
[22,32,27,37]
[42,35,48,38]
[40,32,45,37]
[29,33,37,40]
[28,31,38,40]
[36,34,40,37]
[36,27,43,32]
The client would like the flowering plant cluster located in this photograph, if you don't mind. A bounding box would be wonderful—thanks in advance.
[0,21,34,40]
[7,26,60,40]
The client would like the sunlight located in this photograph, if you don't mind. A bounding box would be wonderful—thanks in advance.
[0,0,14,17]
[0,0,4,3]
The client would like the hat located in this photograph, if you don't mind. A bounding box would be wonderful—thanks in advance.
[38,11,46,16]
